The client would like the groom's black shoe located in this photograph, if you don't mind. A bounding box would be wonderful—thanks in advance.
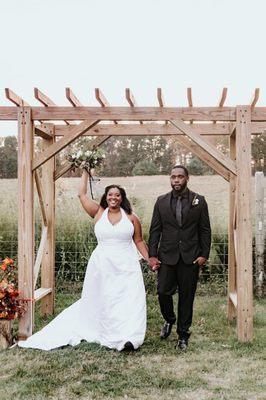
[160,321,173,339]
[123,341,135,352]
[176,338,188,352]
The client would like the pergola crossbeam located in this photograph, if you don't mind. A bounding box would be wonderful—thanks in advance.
[32,119,99,170]
[2,105,266,121]
[157,88,168,124]
[54,161,72,181]
[187,87,193,107]
[251,88,260,108]
[34,171,48,226]
[34,287,52,302]
[218,88,228,107]
[51,121,264,136]
[35,124,53,140]
[54,135,110,180]
[125,88,143,124]
[5,88,30,107]
[34,226,48,287]
[170,119,237,175]
[65,87,83,107]
[175,135,230,181]
[95,88,118,126]
[34,88,72,125]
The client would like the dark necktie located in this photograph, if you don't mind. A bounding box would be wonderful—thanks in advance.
[176,196,182,227]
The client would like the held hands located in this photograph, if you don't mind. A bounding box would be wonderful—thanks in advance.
[193,256,207,267]
[148,257,161,272]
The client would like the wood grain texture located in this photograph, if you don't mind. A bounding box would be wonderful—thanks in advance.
[32,119,99,170]
[65,87,83,107]
[53,122,237,136]
[228,132,237,320]
[18,107,34,340]
[5,88,30,106]
[174,135,230,181]
[33,226,48,287]
[1,106,266,121]
[39,126,56,315]
[235,106,253,342]
[170,119,237,175]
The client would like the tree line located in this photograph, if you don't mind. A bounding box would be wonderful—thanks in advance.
[0,134,265,179]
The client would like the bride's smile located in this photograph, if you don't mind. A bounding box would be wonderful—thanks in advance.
[106,188,122,209]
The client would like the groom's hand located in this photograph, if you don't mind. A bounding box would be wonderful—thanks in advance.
[193,256,207,267]
[149,257,161,271]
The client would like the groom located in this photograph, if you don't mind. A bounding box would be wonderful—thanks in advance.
[148,165,211,351]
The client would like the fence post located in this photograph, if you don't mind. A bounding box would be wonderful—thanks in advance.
[255,171,265,298]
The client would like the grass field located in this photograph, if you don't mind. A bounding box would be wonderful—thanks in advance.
[0,174,262,233]
[0,175,265,399]
[0,174,231,231]
[0,288,265,400]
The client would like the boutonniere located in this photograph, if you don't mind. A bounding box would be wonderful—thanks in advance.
[192,196,199,206]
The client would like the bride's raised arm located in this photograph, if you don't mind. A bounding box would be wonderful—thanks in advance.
[78,170,100,218]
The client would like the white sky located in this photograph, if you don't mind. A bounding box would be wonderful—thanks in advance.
[0,0,266,136]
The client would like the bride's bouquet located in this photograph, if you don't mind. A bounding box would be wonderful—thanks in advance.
[66,148,105,174]
[66,148,105,199]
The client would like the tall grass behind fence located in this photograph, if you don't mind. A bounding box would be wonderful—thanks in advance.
[0,176,264,294]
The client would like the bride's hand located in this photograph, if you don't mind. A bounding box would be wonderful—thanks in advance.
[82,166,94,176]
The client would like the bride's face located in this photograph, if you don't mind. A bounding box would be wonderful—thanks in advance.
[106,188,122,209]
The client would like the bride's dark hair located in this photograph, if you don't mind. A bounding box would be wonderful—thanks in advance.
[100,185,132,215]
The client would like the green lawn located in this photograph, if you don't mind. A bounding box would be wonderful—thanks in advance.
[0,288,265,400]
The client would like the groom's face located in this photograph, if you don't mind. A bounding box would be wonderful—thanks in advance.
[170,167,189,192]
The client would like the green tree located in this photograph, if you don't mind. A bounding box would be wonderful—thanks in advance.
[0,136,18,178]
[132,160,158,175]
[188,155,215,175]
[101,136,176,176]
[252,133,265,174]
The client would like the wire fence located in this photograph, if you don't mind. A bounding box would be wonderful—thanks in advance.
[0,175,265,295]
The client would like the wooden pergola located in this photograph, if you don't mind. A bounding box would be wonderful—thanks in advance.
[1,87,261,342]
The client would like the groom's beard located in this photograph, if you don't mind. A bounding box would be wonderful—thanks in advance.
[171,182,187,194]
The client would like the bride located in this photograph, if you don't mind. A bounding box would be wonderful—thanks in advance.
[18,170,148,351]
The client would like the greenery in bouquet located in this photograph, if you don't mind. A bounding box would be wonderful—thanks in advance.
[66,148,105,173]
[0,258,28,320]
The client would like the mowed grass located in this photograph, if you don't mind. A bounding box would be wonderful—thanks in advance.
[0,288,265,400]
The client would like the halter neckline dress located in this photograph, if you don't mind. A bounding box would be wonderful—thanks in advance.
[18,207,146,351]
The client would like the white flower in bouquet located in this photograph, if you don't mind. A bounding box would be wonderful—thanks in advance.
[66,148,105,173]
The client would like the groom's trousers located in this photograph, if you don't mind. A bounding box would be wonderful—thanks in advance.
[157,257,199,340]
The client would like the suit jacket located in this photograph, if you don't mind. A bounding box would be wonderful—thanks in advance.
[148,189,211,265]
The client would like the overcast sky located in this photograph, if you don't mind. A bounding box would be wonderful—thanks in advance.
[0,0,265,136]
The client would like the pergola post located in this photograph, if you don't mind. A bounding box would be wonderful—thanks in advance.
[235,106,253,341]
[18,107,34,339]
[228,130,237,320]
[39,124,56,315]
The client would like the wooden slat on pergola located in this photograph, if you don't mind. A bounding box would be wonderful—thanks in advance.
[2,87,262,342]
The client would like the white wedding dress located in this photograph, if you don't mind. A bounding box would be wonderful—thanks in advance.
[18,208,146,351]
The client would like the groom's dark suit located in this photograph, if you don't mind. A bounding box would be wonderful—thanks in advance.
[148,188,211,340]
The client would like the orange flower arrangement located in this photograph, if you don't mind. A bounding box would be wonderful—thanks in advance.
[0,258,28,320]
